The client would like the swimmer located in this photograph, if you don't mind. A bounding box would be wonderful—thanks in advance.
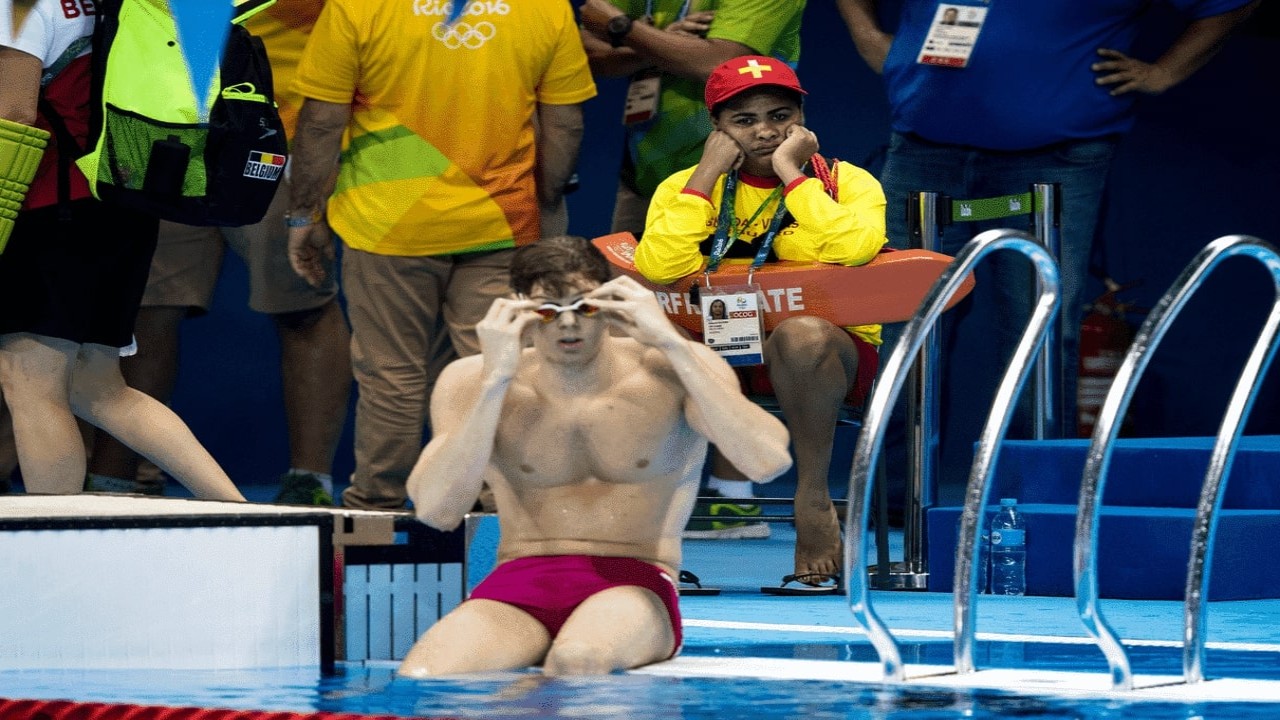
[398,235,791,677]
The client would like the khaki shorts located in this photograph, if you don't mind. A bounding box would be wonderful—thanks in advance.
[141,177,338,315]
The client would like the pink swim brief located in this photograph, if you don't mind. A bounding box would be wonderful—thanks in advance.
[468,555,683,657]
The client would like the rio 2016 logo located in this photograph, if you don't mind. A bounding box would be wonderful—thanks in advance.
[431,21,496,49]
[414,0,510,18]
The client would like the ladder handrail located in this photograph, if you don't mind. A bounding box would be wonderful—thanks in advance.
[1072,234,1280,691]
[1182,239,1280,683]
[844,229,1060,681]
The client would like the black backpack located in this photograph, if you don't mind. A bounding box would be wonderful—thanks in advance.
[69,0,286,227]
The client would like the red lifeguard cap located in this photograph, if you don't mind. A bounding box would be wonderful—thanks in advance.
[704,55,806,111]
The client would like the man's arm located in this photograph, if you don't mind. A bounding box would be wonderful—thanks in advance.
[0,47,41,125]
[1092,1,1260,96]
[587,276,792,482]
[535,102,585,214]
[406,297,539,530]
[835,0,893,74]
[286,98,348,287]
[580,0,754,82]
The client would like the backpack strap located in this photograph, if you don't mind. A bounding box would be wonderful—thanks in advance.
[35,96,82,223]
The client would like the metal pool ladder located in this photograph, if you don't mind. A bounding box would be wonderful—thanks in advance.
[843,228,1061,680]
[1073,234,1280,690]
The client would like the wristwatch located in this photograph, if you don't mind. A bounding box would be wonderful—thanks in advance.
[606,14,633,48]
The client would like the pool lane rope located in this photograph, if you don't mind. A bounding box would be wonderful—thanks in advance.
[0,698,430,720]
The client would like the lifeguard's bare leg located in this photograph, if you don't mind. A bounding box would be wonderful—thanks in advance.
[765,316,859,581]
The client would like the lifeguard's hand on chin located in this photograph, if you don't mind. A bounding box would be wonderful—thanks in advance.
[476,297,539,381]
[773,125,819,180]
[586,276,685,350]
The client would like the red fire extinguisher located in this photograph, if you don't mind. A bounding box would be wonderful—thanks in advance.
[1077,280,1140,438]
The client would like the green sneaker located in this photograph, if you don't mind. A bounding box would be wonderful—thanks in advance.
[273,472,334,506]
[683,489,770,539]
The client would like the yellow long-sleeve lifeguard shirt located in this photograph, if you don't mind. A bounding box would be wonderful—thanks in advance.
[636,162,889,345]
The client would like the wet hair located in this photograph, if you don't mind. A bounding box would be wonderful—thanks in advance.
[510,235,612,297]
[710,85,804,119]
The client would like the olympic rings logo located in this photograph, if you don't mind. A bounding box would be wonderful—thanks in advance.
[432,21,496,49]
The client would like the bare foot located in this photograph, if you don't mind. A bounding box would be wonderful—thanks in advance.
[793,492,843,582]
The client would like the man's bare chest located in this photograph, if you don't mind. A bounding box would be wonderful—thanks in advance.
[492,388,697,487]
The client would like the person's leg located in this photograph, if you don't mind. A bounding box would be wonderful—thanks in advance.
[0,333,84,493]
[70,343,244,501]
[764,316,860,582]
[87,220,223,494]
[228,179,351,503]
[0,393,16,491]
[273,302,351,494]
[398,599,551,677]
[876,132,978,503]
[85,305,186,493]
[977,138,1117,439]
[543,586,676,675]
[341,249,445,510]
[441,248,515,358]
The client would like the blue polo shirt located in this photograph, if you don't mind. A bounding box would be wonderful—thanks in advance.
[881,0,1254,150]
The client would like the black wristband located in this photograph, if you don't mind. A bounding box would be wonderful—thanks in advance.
[607,14,633,48]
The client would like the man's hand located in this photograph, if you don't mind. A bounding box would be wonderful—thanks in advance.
[288,222,334,288]
[1092,48,1175,96]
[665,10,714,37]
[476,297,539,382]
[587,276,685,350]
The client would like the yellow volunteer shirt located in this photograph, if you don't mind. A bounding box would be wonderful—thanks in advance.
[294,0,597,256]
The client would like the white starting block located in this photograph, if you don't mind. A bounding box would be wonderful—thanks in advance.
[0,494,426,671]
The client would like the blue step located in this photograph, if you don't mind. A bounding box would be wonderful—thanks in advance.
[984,436,1280,509]
[925,436,1280,600]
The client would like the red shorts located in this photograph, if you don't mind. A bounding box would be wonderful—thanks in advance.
[735,332,880,408]
[468,555,683,657]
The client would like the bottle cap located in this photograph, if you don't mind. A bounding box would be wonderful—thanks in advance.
[1000,498,1016,506]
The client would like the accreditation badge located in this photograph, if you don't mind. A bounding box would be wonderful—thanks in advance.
[623,70,661,125]
[700,284,765,367]
[917,3,987,68]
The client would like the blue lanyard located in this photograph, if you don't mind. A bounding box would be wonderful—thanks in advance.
[645,0,693,22]
[706,171,789,275]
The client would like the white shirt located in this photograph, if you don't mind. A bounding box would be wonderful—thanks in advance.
[3,0,94,70]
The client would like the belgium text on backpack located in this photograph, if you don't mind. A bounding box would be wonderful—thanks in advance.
[76,0,287,227]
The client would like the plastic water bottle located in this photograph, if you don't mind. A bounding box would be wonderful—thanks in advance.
[955,514,989,594]
[989,498,1027,596]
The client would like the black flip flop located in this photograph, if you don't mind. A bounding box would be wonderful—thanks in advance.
[678,570,721,596]
[760,573,842,596]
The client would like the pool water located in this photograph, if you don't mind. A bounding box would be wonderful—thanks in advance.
[2,640,1278,719]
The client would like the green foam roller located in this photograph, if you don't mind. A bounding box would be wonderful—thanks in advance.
[0,214,15,255]
[0,118,50,187]
[0,117,51,145]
